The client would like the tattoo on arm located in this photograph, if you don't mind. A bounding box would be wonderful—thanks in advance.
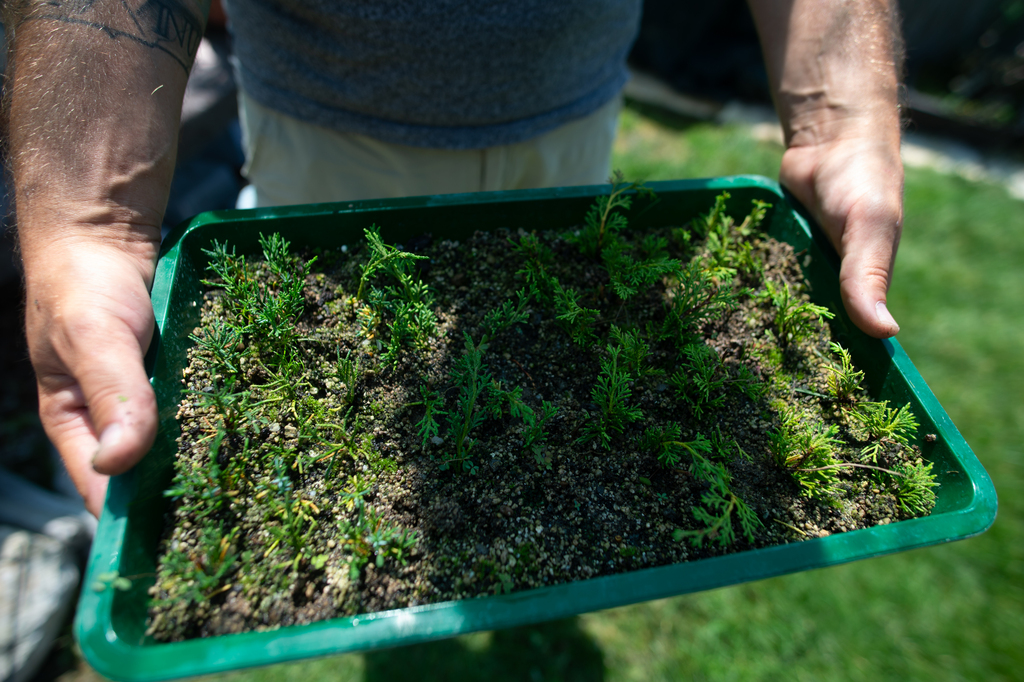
[26,0,210,73]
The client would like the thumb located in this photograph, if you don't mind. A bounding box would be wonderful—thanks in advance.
[78,317,158,475]
[22,230,162,516]
[836,205,902,339]
[779,141,904,339]
[36,300,158,480]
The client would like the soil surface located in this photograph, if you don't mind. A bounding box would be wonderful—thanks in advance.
[147,197,932,641]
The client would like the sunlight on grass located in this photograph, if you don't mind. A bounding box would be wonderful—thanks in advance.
[612,104,784,182]
[131,103,1021,682]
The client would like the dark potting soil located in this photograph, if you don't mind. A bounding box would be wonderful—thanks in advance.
[147,196,934,641]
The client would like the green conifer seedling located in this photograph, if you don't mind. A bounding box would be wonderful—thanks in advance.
[336,494,417,580]
[511,233,557,304]
[579,345,643,448]
[522,401,559,468]
[414,384,446,450]
[554,285,600,348]
[602,239,683,301]
[441,333,492,474]
[202,240,254,315]
[201,233,314,350]
[609,325,662,380]
[764,280,834,347]
[355,226,437,365]
[894,461,939,515]
[569,170,655,258]
[673,473,762,548]
[641,423,762,546]
[851,401,919,463]
[669,343,727,417]
[769,407,844,501]
[334,347,361,408]
[661,261,740,343]
[639,424,711,469]
[356,225,427,302]
[698,194,770,278]
[152,524,239,610]
[483,288,531,338]
[825,342,864,403]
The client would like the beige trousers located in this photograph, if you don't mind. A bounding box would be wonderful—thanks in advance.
[238,91,622,207]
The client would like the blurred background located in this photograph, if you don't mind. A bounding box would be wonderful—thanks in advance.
[1,0,1021,680]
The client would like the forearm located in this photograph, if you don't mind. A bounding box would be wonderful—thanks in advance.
[5,0,208,265]
[747,0,902,149]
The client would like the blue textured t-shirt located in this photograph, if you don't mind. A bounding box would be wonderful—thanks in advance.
[224,0,641,149]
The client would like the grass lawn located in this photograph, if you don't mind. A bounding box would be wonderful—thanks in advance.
[71,103,1022,681]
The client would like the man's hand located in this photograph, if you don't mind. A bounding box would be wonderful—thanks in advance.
[749,0,904,338]
[4,0,206,514]
[22,230,161,516]
[781,134,903,338]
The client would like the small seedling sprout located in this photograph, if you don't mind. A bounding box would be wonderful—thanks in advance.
[603,238,683,301]
[669,343,727,418]
[337,500,418,580]
[511,233,557,304]
[483,288,531,337]
[440,332,491,474]
[609,325,662,380]
[554,284,600,348]
[414,384,446,450]
[894,461,940,515]
[152,524,239,611]
[698,194,770,278]
[764,280,834,347]
[579,344,643,448]
[641,424,762,546]
[825,342,864,403]
[190,319,244,379]
[569,171,656,257]
[661,260,740,343]
[334,347,361,407]
[356,225,427,302]
[851,400,919,462]
[355,226,437,366]
[673,473,762,548]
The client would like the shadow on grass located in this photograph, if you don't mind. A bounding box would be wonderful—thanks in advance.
[364,617,605,682]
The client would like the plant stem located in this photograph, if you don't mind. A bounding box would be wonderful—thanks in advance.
[795,462,906,477]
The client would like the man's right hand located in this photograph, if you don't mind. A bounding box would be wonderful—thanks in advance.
[4,0,208,515]
[748,0,905,339]
[22,228,162,517]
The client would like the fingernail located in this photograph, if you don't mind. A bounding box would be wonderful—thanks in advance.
[875,301,900,336]
[93,422,123,468]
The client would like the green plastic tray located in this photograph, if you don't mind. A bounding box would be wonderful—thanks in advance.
[75,176,996,681]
